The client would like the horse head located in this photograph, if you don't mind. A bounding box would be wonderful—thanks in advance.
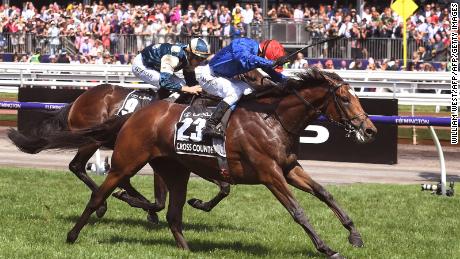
[284,67,377,144]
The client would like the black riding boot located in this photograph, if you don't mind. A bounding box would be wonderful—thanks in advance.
[203,101,231,138]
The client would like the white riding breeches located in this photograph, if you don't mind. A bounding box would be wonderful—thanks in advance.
[131,54,185,90]
[197,64,253,106]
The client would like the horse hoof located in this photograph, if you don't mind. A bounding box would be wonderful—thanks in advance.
[95,202,108,218]
[112,189,127,199]
[66,231,78,244]
[348,232,364,247]
[329,252,345,259]
[147,211,159,224]
[187,198,211,212]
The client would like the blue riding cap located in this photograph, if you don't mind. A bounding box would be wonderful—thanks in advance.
[189,38,211,58]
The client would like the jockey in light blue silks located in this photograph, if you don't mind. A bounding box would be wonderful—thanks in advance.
[197,38,287,138]
[132,37,211,96]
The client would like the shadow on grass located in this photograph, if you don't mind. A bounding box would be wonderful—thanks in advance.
[99,235,319,257]
[60,215,251,232]
[418,172,460,182]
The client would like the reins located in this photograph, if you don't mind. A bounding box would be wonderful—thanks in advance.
[280,80,368,137]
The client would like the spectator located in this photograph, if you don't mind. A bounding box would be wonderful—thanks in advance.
[324,59,335,69]
[0,1,450,67]
[48,21,60,55]
[291,52,309,69]
[242,4,253,35]
[79,36,91,54]
[57,49,71,63]
[221,16,233,47]
[293,5,304,22]
[28,48,41,63]
[339,60,347,70]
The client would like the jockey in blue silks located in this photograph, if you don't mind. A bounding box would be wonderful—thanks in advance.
[197,37,287,138]
[132,37,211,96]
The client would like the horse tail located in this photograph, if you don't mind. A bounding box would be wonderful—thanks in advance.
[8,112,130,153]
[7,104,72,154]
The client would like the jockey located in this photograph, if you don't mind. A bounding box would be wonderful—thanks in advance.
[132,37,211,97]
[198,38,288,138]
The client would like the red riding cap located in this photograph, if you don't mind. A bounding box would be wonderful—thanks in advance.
[260,39,285,72]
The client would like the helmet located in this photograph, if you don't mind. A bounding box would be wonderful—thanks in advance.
[188,37,211,58]
[259,40,285,61]
[260,40,285,72]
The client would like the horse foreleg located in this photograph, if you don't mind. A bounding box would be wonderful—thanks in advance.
[187,178,230,212]
[151,160,190,249]
[113,179,163,224]
[69,144,108,218]
[153,171,168,212]
[285,162,363,248]
[265,165,342,259]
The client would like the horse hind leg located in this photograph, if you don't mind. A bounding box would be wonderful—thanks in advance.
[68,144,108,218]
[285,162,364,248]
[187,178,230,212]
[67,145,150,243]
[67,169,127,243]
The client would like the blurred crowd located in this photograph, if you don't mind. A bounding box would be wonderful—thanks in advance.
[289,52,450,72]
[0,1,452,68]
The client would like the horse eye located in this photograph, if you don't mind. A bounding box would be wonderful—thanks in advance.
[341,96,350,104]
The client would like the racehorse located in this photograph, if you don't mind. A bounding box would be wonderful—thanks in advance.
[7,84,230,222]
[7,68,274,221]
[45,67,377,258]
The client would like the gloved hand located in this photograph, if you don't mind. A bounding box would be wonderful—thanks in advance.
[273,55,290,68]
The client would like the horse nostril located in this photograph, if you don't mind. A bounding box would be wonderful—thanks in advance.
[365,128,375,137]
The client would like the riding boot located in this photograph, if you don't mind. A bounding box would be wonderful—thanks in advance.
[203,101,231,138]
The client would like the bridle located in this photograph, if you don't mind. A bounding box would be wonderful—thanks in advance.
[287,80,368,137]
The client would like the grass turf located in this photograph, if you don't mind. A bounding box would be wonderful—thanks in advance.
[0,92,18,99]
[398,105,451,113]
[0,114,17,121]
[0,168,459,258]
[398,127,451,141]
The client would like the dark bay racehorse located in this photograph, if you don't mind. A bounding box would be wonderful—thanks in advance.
[7,84,232,221]
[47,67,376,258]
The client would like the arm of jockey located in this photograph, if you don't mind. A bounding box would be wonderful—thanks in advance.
[183,66,199,86]
[159,54,182,91]
[236,50,274,70]
[261,67,287,83]
[237,50,287,83]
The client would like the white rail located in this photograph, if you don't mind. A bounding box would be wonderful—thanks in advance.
[0,63,451,106]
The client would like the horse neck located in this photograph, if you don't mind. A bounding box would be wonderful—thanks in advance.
[274,87,328,135]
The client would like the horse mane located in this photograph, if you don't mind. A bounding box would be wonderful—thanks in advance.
[252,67,344,100]
[287,67,344,89]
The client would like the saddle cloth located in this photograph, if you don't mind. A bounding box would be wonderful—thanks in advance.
[174,105,228,158]
[116,90,154,116]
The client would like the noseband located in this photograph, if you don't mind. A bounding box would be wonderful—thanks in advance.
[289,81,368,137]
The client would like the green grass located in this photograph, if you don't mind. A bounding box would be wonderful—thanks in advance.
[398,105,451,113]
[0,92,17,99]
[0,168,459,258]
[0,114,16,121]
[398,127,451,141]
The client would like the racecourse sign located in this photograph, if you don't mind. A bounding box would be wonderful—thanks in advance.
[18,88,397,164]
[297,99,398,164]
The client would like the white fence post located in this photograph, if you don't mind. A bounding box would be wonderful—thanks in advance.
[428,126,447,195]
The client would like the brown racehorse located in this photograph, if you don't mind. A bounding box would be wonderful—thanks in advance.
[49,67,377,258]
[7,84,231,222]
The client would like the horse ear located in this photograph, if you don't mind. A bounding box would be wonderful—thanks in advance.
[311,66,325,81]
